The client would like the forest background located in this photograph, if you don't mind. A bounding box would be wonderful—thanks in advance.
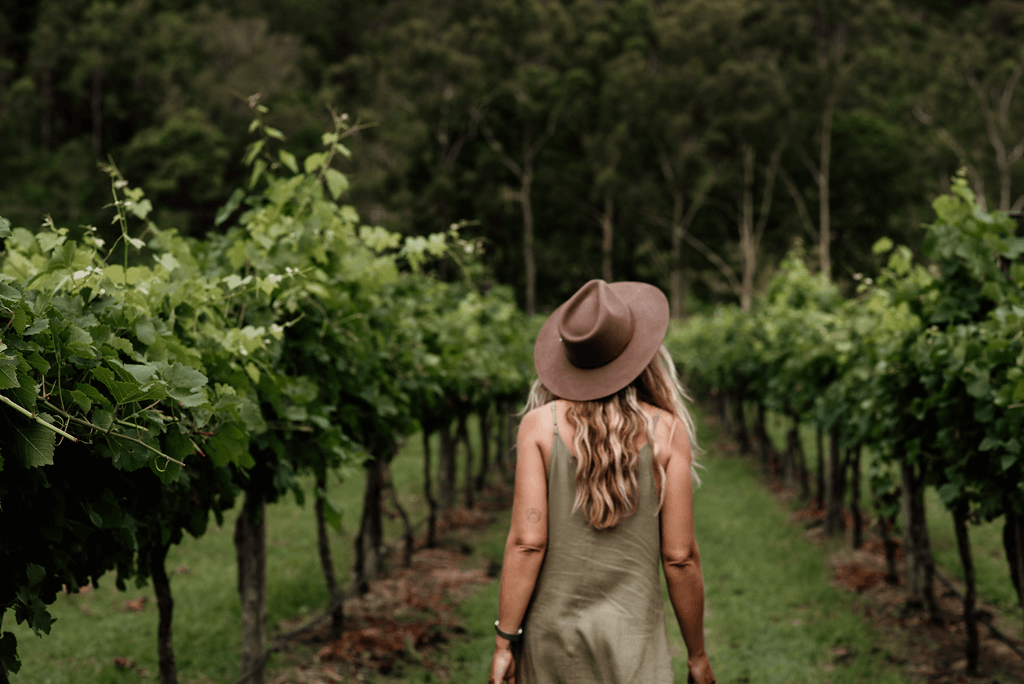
[1,0,1023,313]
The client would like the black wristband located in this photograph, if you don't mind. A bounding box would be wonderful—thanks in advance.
[494,620,523,642]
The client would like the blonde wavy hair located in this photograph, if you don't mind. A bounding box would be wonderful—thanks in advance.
[521,346,703,530]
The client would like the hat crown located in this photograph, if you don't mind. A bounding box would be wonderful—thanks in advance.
[558,280,635,369]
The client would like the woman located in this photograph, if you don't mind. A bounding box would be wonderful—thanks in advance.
[489,279,715,684]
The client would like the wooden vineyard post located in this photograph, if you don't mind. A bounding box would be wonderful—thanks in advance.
[756,402,769,470]
[476,405,491,491]
[314,471,344,639]
[849,445,862,549]
[438,421,456,509]
[900,459,938,618]
[784,413,798,490]
[423,430,438,548]
[354,456,385,594]
[953,501,980,674]
[815,425,825,508]
[234,492,267,684]
[457,414,475,508]
[735,389,750,455]
[1003,502,1024,638]
[825,428,842,536]
[151,543,178,684]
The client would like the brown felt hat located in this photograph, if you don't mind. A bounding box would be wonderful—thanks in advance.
[534,279,670,401]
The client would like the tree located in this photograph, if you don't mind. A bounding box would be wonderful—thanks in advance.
[469,0,573,315]
[913,3,1024,212]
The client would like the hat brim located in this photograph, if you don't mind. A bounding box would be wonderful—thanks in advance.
[534,281,669,402]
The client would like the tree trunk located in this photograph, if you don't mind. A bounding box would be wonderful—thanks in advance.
[953,501,980,674]
[901,460,938,617]
[788,414,808,499]
[818,89,834,280]
[850,445,862,549]
[476,406,491,491]
[756,402,769,469]
[457,413,475,508]
[0,608,9,684]
[815,424,825,508]
[522,173,536,315]
[423,430,438,548]
[670,189,686,318]
[715,390,729,431]
[385,463,414,567]
[314,472,343,640]
[739,144,756,312]
[1003,502,1024,637]
[494,405,507,475]
[151,542,178,684]
[438,421,456,509]
[784,413,798,490]
[91,67,103,159]
[354,457,384,594]
[878,512,900,583]
[601,194,614,282]
[40,67,52,155]
[234,491,267,684]
[825,428,842,536]
[735,390,750,454]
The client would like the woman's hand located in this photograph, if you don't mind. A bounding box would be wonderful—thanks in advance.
[488,641,517,684]
[687,652,715,684]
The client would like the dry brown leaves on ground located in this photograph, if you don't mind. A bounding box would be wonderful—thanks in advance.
[779,490,1024,683]
[271,496,506,684]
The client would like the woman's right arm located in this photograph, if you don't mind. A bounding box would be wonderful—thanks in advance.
[659,417,715,684]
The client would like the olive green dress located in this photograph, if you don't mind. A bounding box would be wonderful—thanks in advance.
[519,405,673,684]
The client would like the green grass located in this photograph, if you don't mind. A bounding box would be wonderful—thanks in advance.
[13,404,998,683]
[759,409,1024,634]
[8,420,497,684]
[372,405,917,684]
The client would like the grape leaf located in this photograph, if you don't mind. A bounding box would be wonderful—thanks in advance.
[135,319,157,346]
[324,168,349,200]
[0,364,17,390]
[26,564,45,587]
[10,419,56,468]
[215,188,245,227]
[0,631,21,674]
[0,283,21,302]
[205,422,252,468]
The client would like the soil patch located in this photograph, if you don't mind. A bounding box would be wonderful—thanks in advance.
[786,494,1024,683]
[269,481,512,683]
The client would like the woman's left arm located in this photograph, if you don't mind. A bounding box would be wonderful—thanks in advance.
[490,408,549,682]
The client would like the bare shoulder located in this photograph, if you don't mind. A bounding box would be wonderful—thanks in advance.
[518,404,552,444]
[653,409,691,467]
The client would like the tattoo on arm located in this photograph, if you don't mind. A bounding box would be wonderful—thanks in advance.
[526,508,542,523]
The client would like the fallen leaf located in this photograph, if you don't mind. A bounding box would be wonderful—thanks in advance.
[113,657,135,670]
[124,596,148,612]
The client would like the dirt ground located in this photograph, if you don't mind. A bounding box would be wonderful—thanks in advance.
[268,486,509,683]
[786,489,1024,684]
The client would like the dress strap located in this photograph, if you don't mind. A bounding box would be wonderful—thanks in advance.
[551,401,559,438]
[652,410,661,428]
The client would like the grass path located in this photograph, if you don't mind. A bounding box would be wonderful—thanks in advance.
[367,409,917,684]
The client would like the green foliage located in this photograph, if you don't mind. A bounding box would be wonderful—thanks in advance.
[0,104,533,671]
[672,175,1024,527]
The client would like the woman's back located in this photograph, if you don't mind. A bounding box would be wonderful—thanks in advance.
[489,279,712,684]
[518,402,673,684]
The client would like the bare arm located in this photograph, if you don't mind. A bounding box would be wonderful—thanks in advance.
[490,408,548,682]
[660,416,713,682]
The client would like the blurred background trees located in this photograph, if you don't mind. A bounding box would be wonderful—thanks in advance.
[2,0,1022,311]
